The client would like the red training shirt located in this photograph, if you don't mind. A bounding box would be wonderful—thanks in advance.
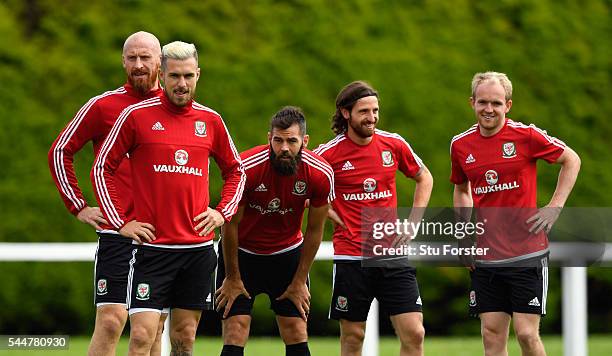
[49,84,163,228]
[450,118,566,262]
[315,129,424,259]
[92,94,245,247]
[237,145,334,255]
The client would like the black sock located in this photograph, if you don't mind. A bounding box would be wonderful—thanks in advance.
[221,344,244,356]
[286,342,310,356]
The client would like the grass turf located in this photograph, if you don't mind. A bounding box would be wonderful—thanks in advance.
[1,335,611,355]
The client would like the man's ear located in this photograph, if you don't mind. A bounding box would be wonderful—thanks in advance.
[341,108,350,120]
[303,134,310,147]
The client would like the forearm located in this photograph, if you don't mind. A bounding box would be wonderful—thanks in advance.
[292,226,324,285]
[453,185,473,222]
[222,224,241,280]
[549,153,581,207]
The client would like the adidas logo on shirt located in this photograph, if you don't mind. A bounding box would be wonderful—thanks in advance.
[255,183,267,192]
[152,122,165,131]
[342,161,355,171]
[528,297,540,307]
[416,296,422,305]
[465,154,475,164]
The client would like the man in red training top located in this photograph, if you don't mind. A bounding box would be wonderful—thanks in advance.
[48,31,166,356]
[92,40,245,356]
[450,71,581,356]
[315,81,433,356]
[215,106,333,356]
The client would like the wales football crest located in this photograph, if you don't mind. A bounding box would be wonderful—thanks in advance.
[195,121,207,137]
[382,150,394,167]
[502,142,516,158]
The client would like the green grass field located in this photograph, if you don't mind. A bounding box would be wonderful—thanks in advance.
[1,335,611,355]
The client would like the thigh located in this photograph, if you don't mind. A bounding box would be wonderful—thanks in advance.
[329,262,373,322]
[376,267,422,316]
[94,234,134,305]
[469,267,512,317]
[172,247,217,310]
[128,247,177,312]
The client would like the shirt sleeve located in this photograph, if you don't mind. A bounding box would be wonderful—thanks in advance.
[449,141,468,185]
[210,116,246,222]
[396,136,424,178]
[308,156,335,207]
[48,98,103,215]
[529,125,566,163]
[90,108,135,229]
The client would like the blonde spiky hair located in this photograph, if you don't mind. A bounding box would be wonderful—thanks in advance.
[161,41,198,70]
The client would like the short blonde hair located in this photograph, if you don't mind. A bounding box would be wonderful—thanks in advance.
[471,71,513,101]
[161,41,198,70]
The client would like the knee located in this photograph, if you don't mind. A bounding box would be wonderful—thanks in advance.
[340,326,365,350]
[130,324,156,349]
[515,329,541,349]
[170,322,198,346]
[481,325,507,347]
[97,311,126,338]
[223,317,250,345]
[280,320,307,344]
[398,324,425,348]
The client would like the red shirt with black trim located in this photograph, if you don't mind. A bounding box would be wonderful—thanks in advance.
[92,94,245,246]
[237,145,334,254]
[48,84,162,224]
[314,129,424,259]
[450,118,566,262]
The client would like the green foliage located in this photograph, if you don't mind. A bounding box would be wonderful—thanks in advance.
[0,0,610,335]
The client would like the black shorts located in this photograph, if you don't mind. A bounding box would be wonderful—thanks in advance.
[93,233,134,306]
[469,256,549,317]
[127,244,217,313]
[216,244,306,318]
[329,261,422,322]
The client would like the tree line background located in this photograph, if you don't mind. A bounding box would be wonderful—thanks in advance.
[0,0,610,336]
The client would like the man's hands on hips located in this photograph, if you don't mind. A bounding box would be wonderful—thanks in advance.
[277,281,310,321]
[76,206,108,230]
[215,277,251,318]
[527,206,562,234]
[194,207,225,236]
[119,220,156,244]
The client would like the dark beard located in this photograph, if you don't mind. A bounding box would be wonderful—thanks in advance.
[349,115,375,139]
[270,148,301,176]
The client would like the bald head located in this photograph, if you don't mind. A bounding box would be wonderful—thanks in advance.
[123,31,161,56]
[122,31,161,95]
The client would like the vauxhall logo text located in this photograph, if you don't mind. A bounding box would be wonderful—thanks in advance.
[473,169,519,195]
[152,149,203,177]
[342,190,392,201]
[153,164,203,177]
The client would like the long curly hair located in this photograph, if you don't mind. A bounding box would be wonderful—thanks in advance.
[331,81,378,135]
